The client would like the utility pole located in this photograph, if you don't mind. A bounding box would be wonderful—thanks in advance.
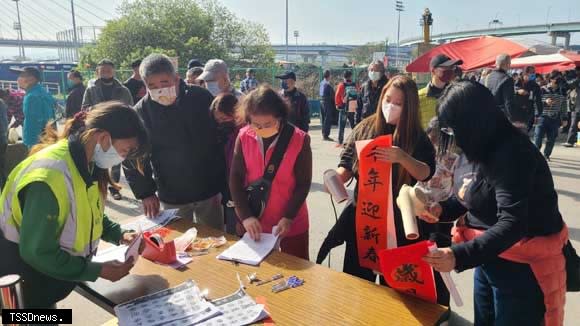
[70,0,79,61]
[294,30,299,60]
[285,0,289,61]
[13,0,25,59]
[395,1,404,67]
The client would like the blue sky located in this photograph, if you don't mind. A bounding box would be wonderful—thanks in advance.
[0,0,578,59]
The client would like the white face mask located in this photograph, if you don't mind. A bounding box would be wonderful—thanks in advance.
[205,81,221,96]
[149,85,177,106]
[369,71,381,82]
[93,137,124,169]
[382,102,402,125]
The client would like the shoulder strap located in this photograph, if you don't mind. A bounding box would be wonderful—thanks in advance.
[262,123,295,182]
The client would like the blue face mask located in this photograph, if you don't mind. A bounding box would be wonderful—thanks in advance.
[528,73,537,82]
[280,80,288,90]
[67,80,75,88]
[93,137,124,169]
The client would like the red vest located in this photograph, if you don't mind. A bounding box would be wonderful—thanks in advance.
[239,125,309,237]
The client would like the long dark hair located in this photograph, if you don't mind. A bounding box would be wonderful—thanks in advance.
[373,75,423,189]
[31,101,149,197]
[437,81,520,163]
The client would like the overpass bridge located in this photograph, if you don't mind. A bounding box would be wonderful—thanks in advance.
[400,21,580,47]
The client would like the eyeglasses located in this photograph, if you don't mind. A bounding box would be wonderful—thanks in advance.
[440,127,455,136]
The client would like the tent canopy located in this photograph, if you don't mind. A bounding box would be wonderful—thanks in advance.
[511,51,580,73]
[406,36,528,73]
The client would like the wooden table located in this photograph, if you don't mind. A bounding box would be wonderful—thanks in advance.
[77,219,447,325]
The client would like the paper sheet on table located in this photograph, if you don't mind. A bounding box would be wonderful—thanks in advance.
[122,209,179,231]
[197,289,269,326]
[217,228,279,266]
[92,244,129,263]
[124,232,143,262]
[114,280,221,326]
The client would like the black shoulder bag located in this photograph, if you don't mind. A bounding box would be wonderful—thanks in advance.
[245,123,294,219]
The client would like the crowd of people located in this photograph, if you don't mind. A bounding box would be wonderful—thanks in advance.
[0,51,578,326]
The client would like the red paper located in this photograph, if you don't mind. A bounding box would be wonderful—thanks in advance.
[379,240,437,303]
[355,135,393,271]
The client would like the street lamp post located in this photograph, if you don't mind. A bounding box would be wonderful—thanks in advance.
[285,0,289,61]
[12,0,25,59]
[294,30,299,61]
[395,1,404,68]
[70,0,79,61]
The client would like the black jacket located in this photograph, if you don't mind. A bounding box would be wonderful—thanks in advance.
[484,69,514,119]
[514,80,543,122]
[65,83,86,118]
[123,80,225,204]
[281,88,310,132]
[357,76,388,122]
[441,134,564,271]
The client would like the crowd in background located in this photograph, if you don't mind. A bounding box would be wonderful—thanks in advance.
[0,51,578,324]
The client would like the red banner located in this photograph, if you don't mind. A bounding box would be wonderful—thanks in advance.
[379,240,437,303]
[355,135,393,271]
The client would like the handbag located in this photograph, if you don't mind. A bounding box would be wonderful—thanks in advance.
[245,123,294,218]
[563,240,580,292]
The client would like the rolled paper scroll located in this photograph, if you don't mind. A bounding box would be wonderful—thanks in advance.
[323,169,349,203]
[397,184,420,240]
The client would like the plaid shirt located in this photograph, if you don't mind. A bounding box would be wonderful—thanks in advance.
[240,77,258,94]
[3,90,24,127]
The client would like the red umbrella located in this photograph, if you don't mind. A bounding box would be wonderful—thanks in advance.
[511,51,580,73]
[406,36,528,73]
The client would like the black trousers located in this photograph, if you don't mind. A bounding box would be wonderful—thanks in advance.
[0,235,77,308]
[566,111,579,145]
[0,143,6,191]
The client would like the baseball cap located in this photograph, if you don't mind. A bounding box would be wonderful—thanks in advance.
[199,59,228,81]
[187,59,203,69]
[131,59,142,69]
[275,71,296,80]
[97,59,115,68]
[429,54,463,69]
[10,66,42,81]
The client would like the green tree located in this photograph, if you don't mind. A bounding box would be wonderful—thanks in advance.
[79,0,274,69]
[348,40,389,66]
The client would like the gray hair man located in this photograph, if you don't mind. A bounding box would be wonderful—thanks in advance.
[124,53,226,230]
[199,59,243,99]
[358,59,389,122]
[483,53,515,119]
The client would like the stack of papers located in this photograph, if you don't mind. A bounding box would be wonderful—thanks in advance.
[115,281,270,326]
[217,230,279,266]
[115,280,220,326]
[198,289,269,326]
[122,209,180,231]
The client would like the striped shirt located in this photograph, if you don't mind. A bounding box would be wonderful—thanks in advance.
[541,87,566,118]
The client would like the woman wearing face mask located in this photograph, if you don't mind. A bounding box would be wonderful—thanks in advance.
[229,85,312,259]
[0,102,149,308]
[422,82,567,326]
[317,75,450,306]
[211,94,245,235]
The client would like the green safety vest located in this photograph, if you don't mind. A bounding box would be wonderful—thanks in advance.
[418,86,439,130]
[0,140,104,257]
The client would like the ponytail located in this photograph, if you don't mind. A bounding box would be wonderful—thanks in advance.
[29,102,149,198]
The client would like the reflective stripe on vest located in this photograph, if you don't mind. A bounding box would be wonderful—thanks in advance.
[0,141,102,257]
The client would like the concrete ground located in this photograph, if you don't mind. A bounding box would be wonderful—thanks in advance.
[52,121,580,325]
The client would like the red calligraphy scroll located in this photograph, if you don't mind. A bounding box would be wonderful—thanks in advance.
[355,135,393,271]
[379,240,437,303]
